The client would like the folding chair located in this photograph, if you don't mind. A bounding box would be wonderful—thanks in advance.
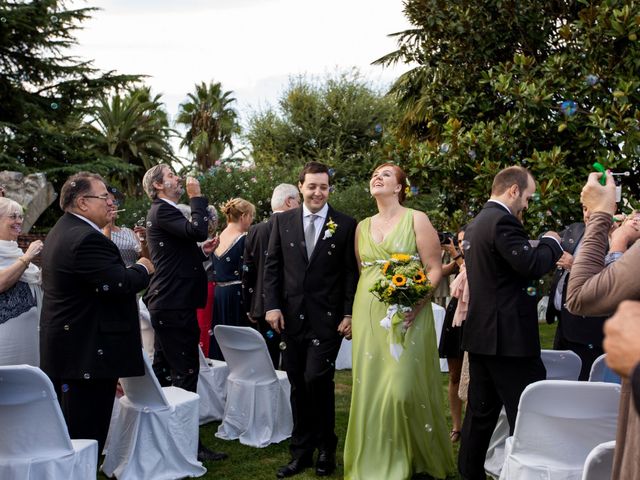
[214,325,292,447]
[197,345,229,424]
[588,354,621,384]
[500,381,620,480]
[101,351,206,480]
[0,365,98,479]
[581,440,615,480]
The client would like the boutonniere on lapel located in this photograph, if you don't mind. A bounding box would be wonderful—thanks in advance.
[322,218,338,240]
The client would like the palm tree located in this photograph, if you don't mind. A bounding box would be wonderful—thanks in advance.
[87,87,177,193]
[176,81,241,170]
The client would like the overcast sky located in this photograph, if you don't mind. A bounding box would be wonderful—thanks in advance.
[71,0,413,129]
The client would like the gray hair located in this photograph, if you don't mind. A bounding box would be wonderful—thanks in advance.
[0,197,23,217]
[59,172,105,211]
[142,164,169,200]
[271,183,299,211]
[176,203,191,220]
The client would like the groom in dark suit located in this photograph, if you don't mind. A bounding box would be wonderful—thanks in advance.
[264,162,358,478]
[458,166,563,480]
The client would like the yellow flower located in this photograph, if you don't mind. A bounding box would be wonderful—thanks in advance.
[391,253,411,262]
[413,270,426,284]
[382,261,391,275]
[392,274,407,287]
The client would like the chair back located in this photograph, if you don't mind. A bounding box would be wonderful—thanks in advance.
[541,349,582,380]
[198,345,210,371]
[214,325,278,384]
[589,354,621,384]
[0,365,73,457]
[581,440,616,480]
[119,350,168,408]
[510,381,620,466]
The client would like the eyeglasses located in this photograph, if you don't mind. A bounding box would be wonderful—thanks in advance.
[82,194,111,202]
[6,213,23,220]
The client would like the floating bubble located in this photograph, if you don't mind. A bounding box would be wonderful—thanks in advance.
[102,284,109,291]
[50,102,59,110]
[159,242,164,247]
[225,257,230,262]
[328,168,336,177]
[560,100,578,116]
[83,373,91,379]
[311,339,320,346]
[585,74,599,86]
[64,324,70,331]
[234,270,239,276]
[51,15,58,22]
[299,314,305,319]
[526,287,537,296]
[468,149,477,160]
[424,424,433,432]
[531,192,541,202]
[439,143,450,154]
[512,250,518,256]
[207,329,213,336]
[279,341,287,351]
[374,124,383,134]
[97,349,103,355]
[290,242,295,247]
[62,384,69,393]
[266,330,275,339]
[460,240,471,251]
[146,221,152,227]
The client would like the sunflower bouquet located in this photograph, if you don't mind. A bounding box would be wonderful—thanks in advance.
[368,253,432,360]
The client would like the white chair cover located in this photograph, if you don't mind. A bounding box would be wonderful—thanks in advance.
[101,351,206,480]
[138,297,154,359]
[0,365,98,479]
[334,303,448,371]
[197,346,229,424]
[214,325,292,447]
[485,349,583,478]
[589,354,621,384]
[581,440,615,480]
[499,381,620,480]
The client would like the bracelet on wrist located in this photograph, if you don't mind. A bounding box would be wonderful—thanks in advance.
[17,257,29,267]
[452,254,462,261]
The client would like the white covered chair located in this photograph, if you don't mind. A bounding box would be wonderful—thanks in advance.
[101,351,206,480]
[197,346,229,424]
[335,338,352,370]
[499,380,620,480]
[214,325,292,447]
[589,354,621,384]
[485,349,583,478]
[0,365,98,479]
[581,440,615,480]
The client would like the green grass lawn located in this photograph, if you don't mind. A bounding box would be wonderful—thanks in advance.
[100,323,558,479]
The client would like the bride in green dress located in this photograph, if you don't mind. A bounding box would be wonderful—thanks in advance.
[344,163,455,479]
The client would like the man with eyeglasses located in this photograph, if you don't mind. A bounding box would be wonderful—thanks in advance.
[40,172,154,452]
[242,183,300,368]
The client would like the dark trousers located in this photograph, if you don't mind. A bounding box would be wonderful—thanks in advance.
[254,315,281,369]
[282,333,341,461]
[150,309,200,393]
[553,330,604,381]
[54,377,118,453]
[458,353,546,480]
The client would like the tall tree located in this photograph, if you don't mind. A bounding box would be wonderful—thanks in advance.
[245,70,396,183]
[378,0,640,233]
[85,87,176,193]
[176,81,241,170]
[0,0,140,184]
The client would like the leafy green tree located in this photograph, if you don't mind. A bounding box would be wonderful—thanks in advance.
[245,70,397,184]
[379,0,640,234]
[85,86,177,193]
[0,0,140,184]
[176,81,241,170]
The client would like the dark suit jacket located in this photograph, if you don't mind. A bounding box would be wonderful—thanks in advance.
[462,202,563,356]
[633,364,640,415]
[545,222,606,346]
[263,205,358,339]
[40,213,150,379]
[242,215,275,318]
[144,197,209,315]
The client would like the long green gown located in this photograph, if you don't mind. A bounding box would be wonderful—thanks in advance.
[343,209,455,480]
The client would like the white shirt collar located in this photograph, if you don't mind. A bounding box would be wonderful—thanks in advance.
[487,199,511,214]
[70,212,102,232]
[159,197,178,208]
[302,203,328,220]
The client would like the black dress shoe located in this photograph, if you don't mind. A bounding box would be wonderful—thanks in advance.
[197,445,228,462]
[276,457,313,478]
[315,450,336,476]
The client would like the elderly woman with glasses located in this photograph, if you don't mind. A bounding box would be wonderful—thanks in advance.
[0,197,43,366]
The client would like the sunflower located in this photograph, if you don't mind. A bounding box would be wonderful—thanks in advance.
[392,274,407,287]
[413,270,426,284]
[391,253,411,262]
[382,261,391,275]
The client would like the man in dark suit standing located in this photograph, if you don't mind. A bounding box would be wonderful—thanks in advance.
[141,164,224,462]
[546,206,607,380]
[40,172,153,451]
[242,182,300,368]
[458,166,563,480]
[264,162,358,478]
